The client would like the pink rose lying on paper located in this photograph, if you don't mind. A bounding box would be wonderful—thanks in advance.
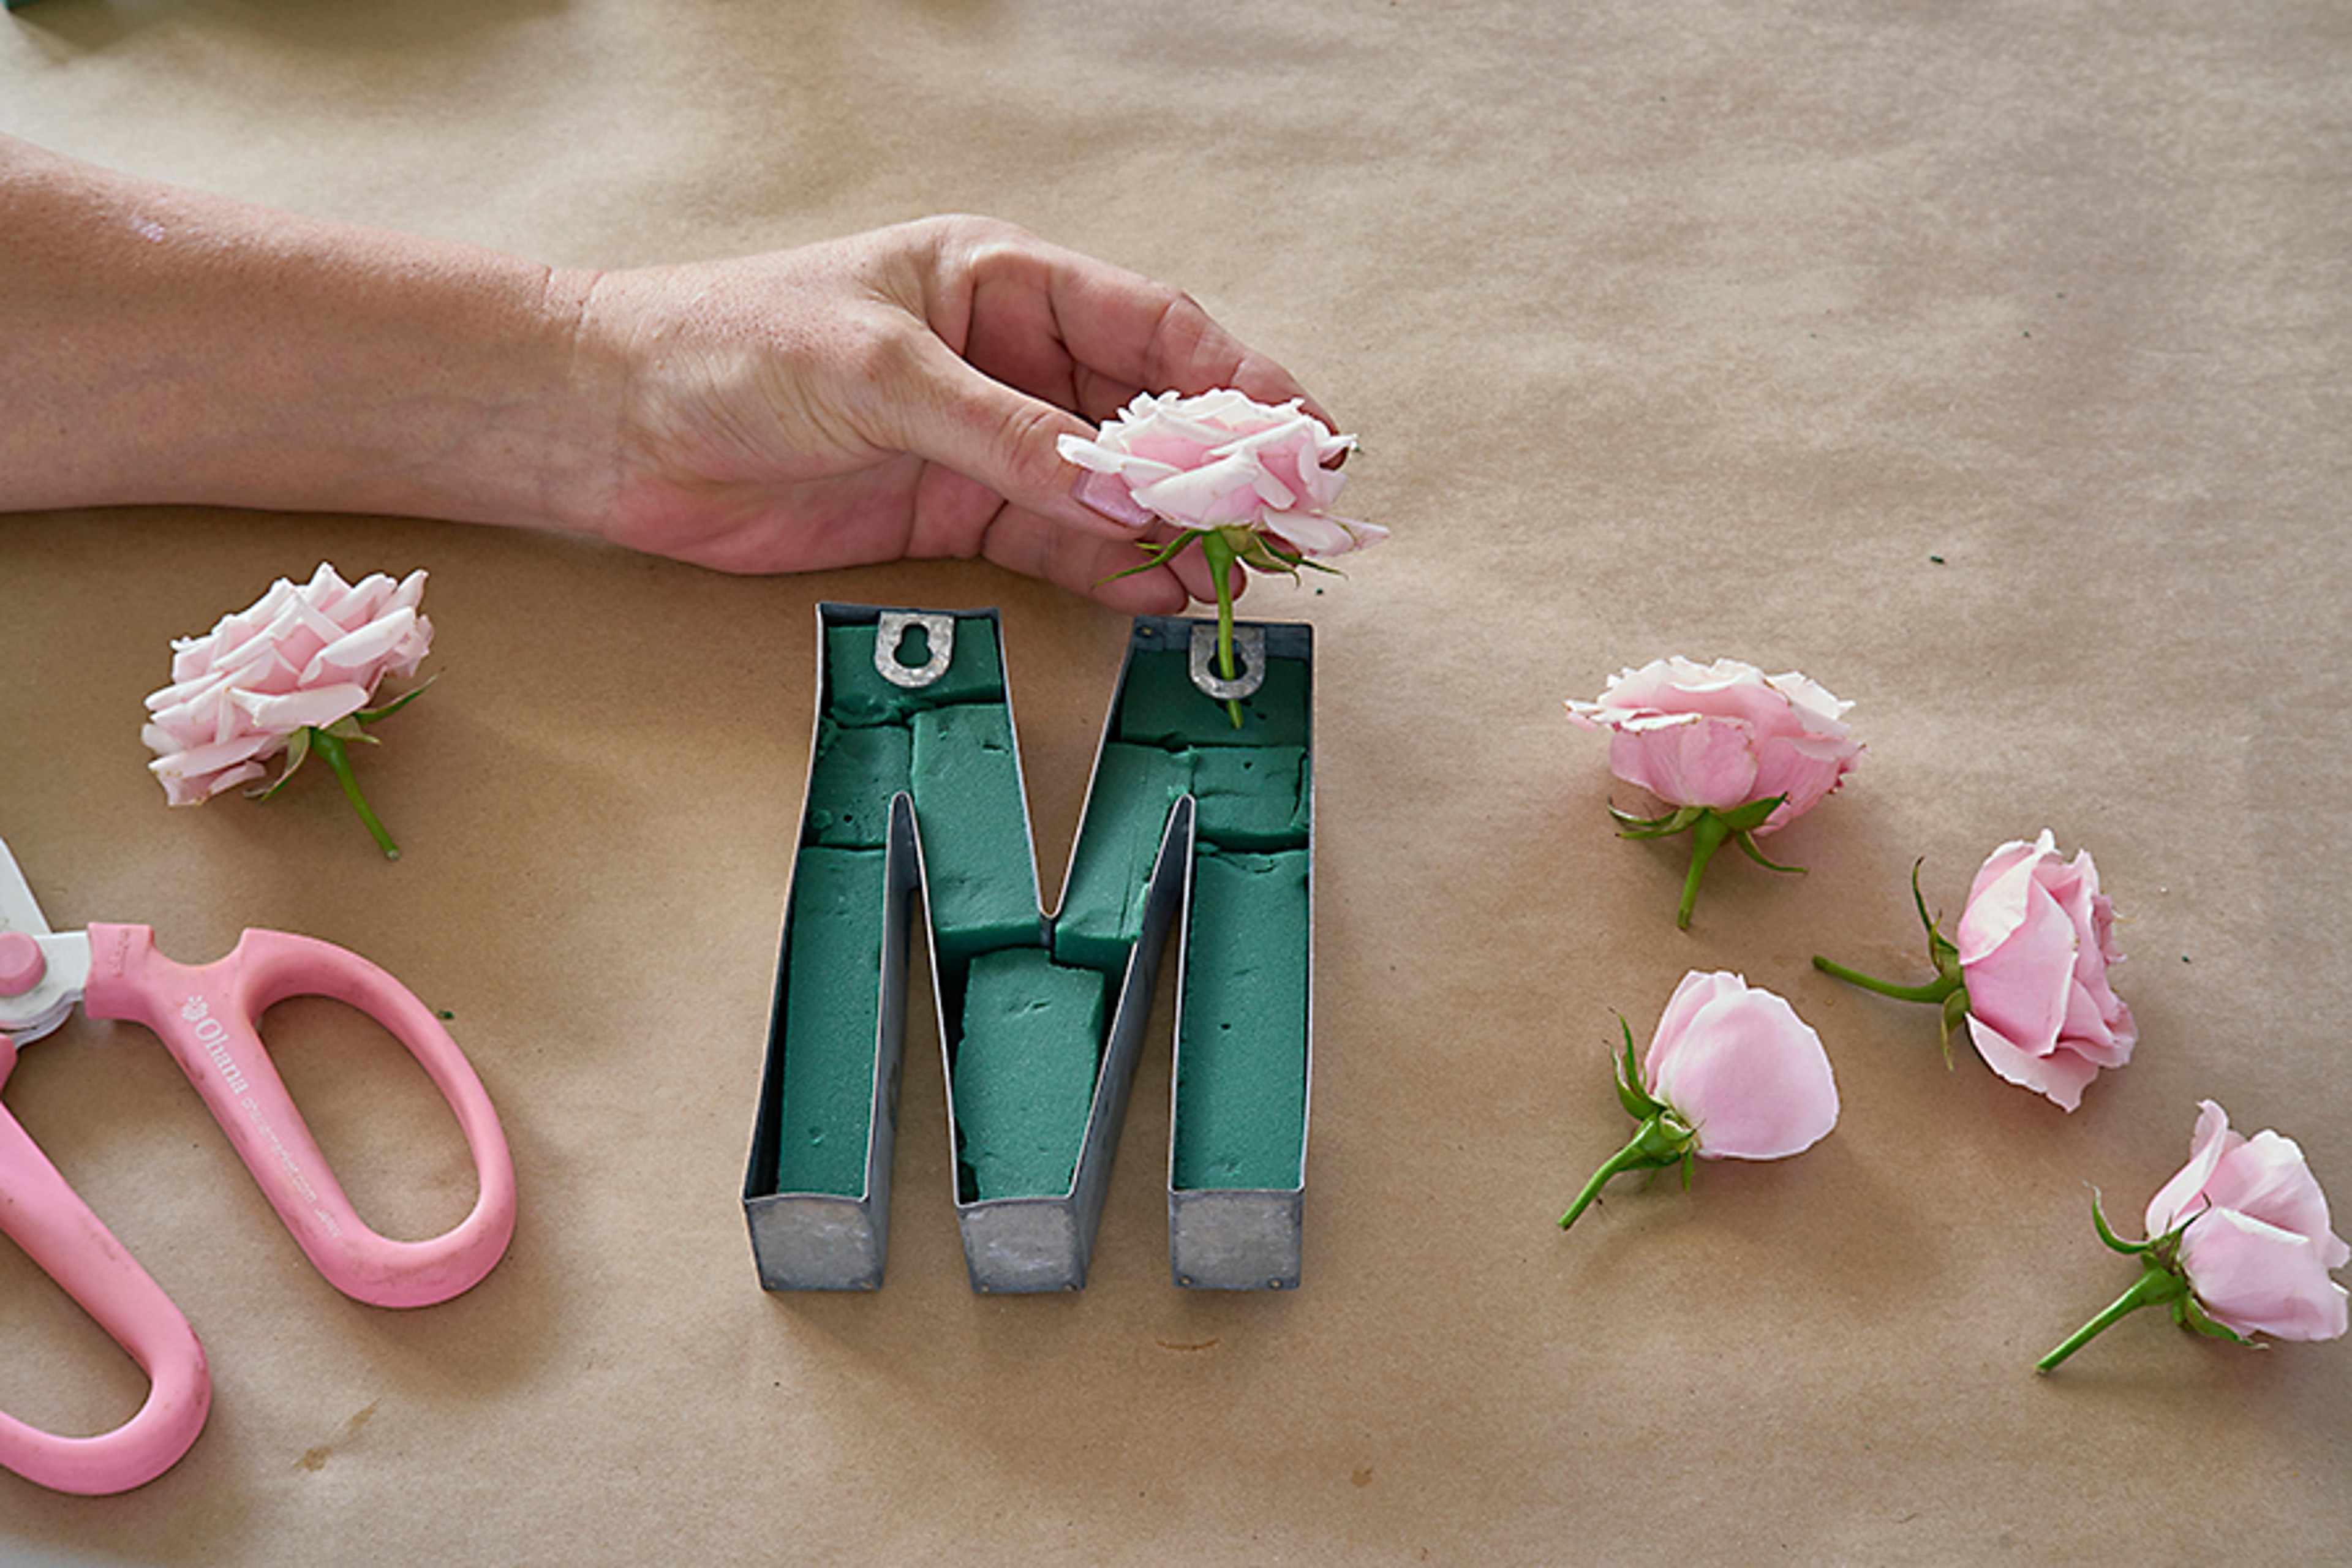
[1557,970,1839,1232]
[1058,390,1383,725]
[2038,1100,2348,1369]
[1813,832,2134,1110]
[142,564,433,859]
[1567,657,1862,928]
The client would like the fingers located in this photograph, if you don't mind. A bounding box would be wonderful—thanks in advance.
[973,508,1189,612]
[861,323,1157,544]
[948,222,1340,431]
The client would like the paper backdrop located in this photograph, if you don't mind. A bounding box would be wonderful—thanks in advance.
[4,2,2347,1562]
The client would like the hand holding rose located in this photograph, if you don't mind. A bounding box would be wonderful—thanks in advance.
[0,135,1329,614]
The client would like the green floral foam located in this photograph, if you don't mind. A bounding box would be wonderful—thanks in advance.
[954,948,1108,1200]
[1174,847,1310,1192]
[1114,650,1310,749]
[911,703,1044,963]
[1054,743,1192,971]
[802,718,911,849]
[774,846,886,1197]
[823,620,1006,726]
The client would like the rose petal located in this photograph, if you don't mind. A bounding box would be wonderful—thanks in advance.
[2177,1208,2352,1341]
[1963,1014,2100,1112]
[2199,1128,2351,1269]
[233,682,371,734]
[1608,715,1762,812]
[1957,861,2075,1057]
[2146,1100,2238,1237]
[1646,971,1838,1160]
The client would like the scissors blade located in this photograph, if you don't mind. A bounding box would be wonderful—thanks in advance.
[0,837,89,1045]
[0,836,53,939]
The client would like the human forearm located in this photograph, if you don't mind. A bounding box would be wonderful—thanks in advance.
[0,134,617,529]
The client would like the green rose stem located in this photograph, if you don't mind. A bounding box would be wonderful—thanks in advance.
[1807,958,1960,1008]
[307,726,401,861]
[1812,864,1972,1051]
[2034,1202,2233,1371]
[1102,524,1307,731]
[1197,528,1246,728]
[251,682,428,861]
[1558,1020,1703,1232]
[1611,795,1794,930]
[2036,1262,2190,1372]
[1557,1111,1695,1231]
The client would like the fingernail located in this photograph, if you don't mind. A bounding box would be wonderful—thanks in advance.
[1074,469,1154,529]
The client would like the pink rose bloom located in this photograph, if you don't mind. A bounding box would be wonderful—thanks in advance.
[1558,970,1836,1231]
[1567,656,1861,833]
[1954,831,2135,1112]
[1055,389,1385,557]
[142,565,432,805]
[1646,970,1841,1159]
[2144,1100,2350,1341]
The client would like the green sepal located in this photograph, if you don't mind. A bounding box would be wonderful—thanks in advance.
[1938,988,1971,1066]
[1731,834,1803,874]
[2089,1191,2149,1256]
[1610,802,1709,840]
[1096,529,1203,586]
[2174,1292,2251,1344]
[355,673,435,725]
[1611,1018,1665,1121]
[249,725,313,801]
[1714,794,1786,837]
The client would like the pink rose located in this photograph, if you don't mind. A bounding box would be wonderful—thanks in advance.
[1569,657,1861,927]
[1559,971,1838,1230]
[1566,655,1861,832]
[1646,970,1841,1159]
[1954,831,2135,1112]
[2040,1100,2346,1369]
[1055,389,1384,558]
[142,564,432,806]
[2144,1100,2349,1341]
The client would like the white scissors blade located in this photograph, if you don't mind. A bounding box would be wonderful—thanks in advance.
[0,837,90,1045]
[0,836,51,939]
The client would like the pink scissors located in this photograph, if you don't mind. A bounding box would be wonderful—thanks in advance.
[0,835,515,1496]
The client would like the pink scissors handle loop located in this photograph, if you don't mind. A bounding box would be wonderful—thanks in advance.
[80,924,516,1310]
[0,1036,211,1495]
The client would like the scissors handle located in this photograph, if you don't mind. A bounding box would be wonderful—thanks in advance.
[80,924,516,1311]
[0,1035,212,1495]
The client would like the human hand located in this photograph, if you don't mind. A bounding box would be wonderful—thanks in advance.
[565,215,1338,613]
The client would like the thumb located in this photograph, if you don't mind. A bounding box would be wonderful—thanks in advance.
[882,331,1155,537]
